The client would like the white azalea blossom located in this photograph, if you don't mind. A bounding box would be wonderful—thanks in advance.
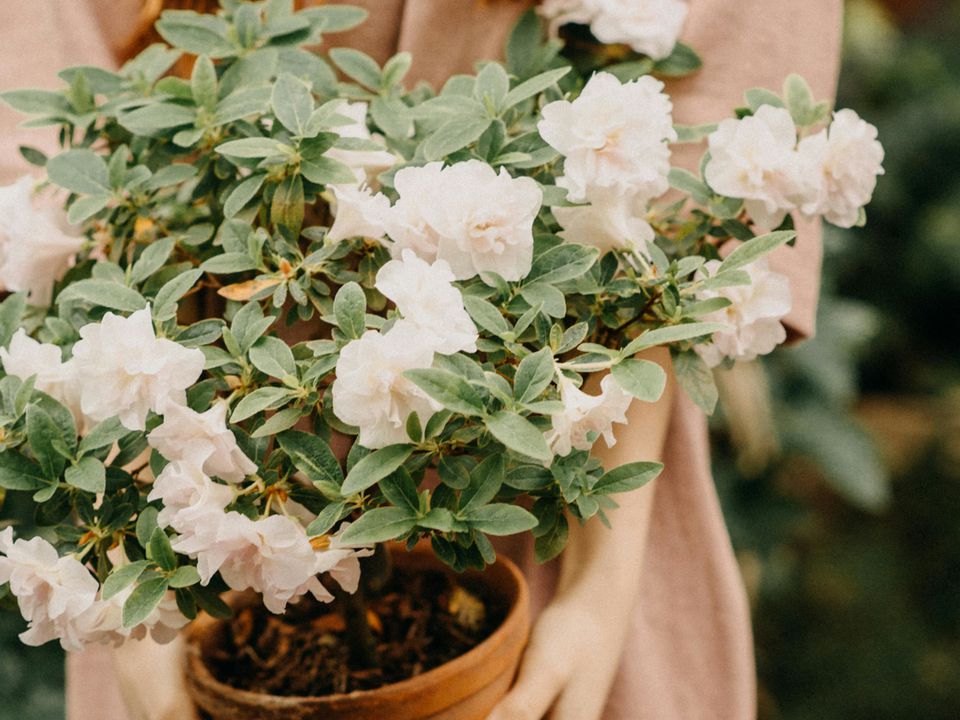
[326,184,391,243]
[798,109,885,227]
[0,176,83,304]
[0,329,87,430]
[538,72,676,204]
[148,402,257,483]
[331,321,441,448]
[0,528,99,652]
[71,307,205,431]
[375,250,478,355]
[384,161,542,281]
[704,106,815,230]
[77,585,189,646]
[324,101,397,185]
[147,460,235,533]
[545,375,633,457]
[694,259,792,368]
[541,0,688,61]
[553,194,655,254]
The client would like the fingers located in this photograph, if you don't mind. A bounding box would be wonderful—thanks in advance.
[486,621,571,720]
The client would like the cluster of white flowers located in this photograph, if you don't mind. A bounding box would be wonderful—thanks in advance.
[694,259,793,368]
[540,0,688,61]
[544,374,633,457]
[325,100,397,187]
[705,106,885,230]
[0,307,204,434]
[331,249,483,448]
[0,528,188,651]
[143,402,364,615]
[325,160,543,282]
[0,176,84,305]
[538,72,676,254]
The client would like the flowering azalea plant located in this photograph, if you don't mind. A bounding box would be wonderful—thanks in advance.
[0,1,882,656]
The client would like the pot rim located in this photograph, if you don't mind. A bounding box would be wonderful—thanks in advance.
[186,542,530,708]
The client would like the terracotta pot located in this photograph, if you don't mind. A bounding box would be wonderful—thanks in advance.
[184,543,530,720]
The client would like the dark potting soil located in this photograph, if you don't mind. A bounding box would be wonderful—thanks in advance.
[205,568,506,696]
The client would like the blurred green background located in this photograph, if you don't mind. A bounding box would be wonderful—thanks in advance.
[2,1,960,717]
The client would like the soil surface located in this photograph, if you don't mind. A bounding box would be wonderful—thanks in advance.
[205,567,506,696]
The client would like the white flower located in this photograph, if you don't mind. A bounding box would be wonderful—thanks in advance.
[147,460,235,534]
[553,194,655,254]
[174,512,349,614]
[331,321,441,449]
[77,584,189,647]
[0,176,83,305]
[545,374,633,456]
[326,184,391,243]
[538,72,676,204]
[798,109,885,228]
[385,161,542,282]
[541,0,687,61]
[148,402,257,483]
[375,250,478,355]
[0,528,100,652]
[71,307,205,431]
[0,329,87,430]
[694,259,792,368]
[325,101,397,185]
[704,106,815,230]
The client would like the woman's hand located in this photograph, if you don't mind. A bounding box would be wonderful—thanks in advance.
[111,634,199,720]
[488,347,675,720]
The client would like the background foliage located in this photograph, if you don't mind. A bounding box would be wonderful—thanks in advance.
[2,0,959,717]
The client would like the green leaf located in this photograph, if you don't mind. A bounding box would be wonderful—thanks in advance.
[329,48,381,89]
[153,269,202,321]
[745,88,785,112]
[462,295,508,336]
[231,387,294,422]
[0,89,70,115]
[673,351,718,414]
[300,146,357,185]
[474,62,510,109]
[593,461,663,495]
[216,137,293,158]
[461,454,505,511]
[200,253,259,274]
[333,282,366,339]
[271,174,304,233]
[147,528,177,571]
[783,73,816,126]
[249,336,297,378]
[719,230,796,272]
[526,243,598,285]
[0,293,27,348]
[423,116,492,160]
[622,322,728,356]
[276,430,344,490]
[611,359,667,402]
[102,561,151,601]
[168,566,201,589]
[191,55,218,112]
[301,5,368,33]
[502,67,570,110]
[119,103,197,134]
[534,511,568,563]
[404,368,486,417]
[122,577,171,628]
[505,9,544,78]
[79,417,128,455]
[47,149,111,196]
[673,123,718,144]
[668,167,711,205]
[652,42,702,77]
[26,404,69,480]
[339,506,417,544]
[464,504,538,536]
[251,406,302,438]
[65,456,106,493]
[57,280,146,312]
[341,444,413,496]
[136,507,160,548]
[224,173,266,217]
[272,73,314,135]
[306,501,349,536]
[486,411,552,462]
[67,195,110,224]
[0,452,47,491]
[130,237,175,285]
[514,347,555,403]
[156,11,235,57]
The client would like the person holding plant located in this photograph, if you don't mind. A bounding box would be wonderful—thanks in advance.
[0,2,866,720]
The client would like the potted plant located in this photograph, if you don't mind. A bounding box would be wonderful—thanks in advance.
[0,2,883,719]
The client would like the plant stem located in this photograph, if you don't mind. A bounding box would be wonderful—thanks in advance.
[337,543,394,670]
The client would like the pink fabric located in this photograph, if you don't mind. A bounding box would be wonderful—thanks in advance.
[0,2,842,718]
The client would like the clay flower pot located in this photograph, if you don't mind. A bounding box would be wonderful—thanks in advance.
[184,543,530,720]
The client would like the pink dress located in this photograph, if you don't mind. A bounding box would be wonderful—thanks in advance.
[0,2,842,717]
